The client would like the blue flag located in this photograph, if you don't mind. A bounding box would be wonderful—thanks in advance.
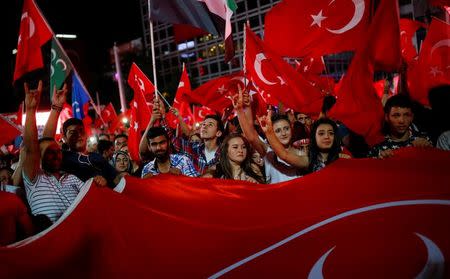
[71,73,90,119]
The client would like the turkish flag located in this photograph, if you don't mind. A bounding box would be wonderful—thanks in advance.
[1,148,450,277]
[193,105,215,123]
[264,0,372,58]
[329,47,384,147]
[367,0,402,72]
[189,72,246,113]
[0,115,22,147]
[127,64,153,161]
[167,65,194,129]
[400,19,425,64]
[408,18,450,106]
[95,103,118,133]
[13,0,53,82]
[245,25,324,115]
[127,63,155,102]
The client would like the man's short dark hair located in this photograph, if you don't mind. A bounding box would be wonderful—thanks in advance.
[384,95,413,114]
[62,118,84,135]
[146,127,168,141]
[114,134,128,141]
[204,114,224,133]
[97,140,113,155]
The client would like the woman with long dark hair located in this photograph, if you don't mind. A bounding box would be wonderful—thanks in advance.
[214,134,265,183]
[259,110,346,174]
[307,118,342,172]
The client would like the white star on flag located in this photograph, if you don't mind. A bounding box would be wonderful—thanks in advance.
[133,122,139,131]
[178,81,185,88]
[217,85,227,95]
[311,10,327,27]
[429,66,443,77]
[133,101,138,108]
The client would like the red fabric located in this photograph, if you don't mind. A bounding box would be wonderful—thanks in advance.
[167,65,194,129]
[127,62,156,102]
[1,148,449,277]
[296,56,326,75]
[13,0,52,82]
[408,18,450,107]
[127,63,153,161]
[193,105,215,123]
[95,103,118,133]
[173,24,209,43]
[0,192,34,246]
[189,72,245,113]
[264,0,372,57]
[245,26,324,115]
[400,19,425,64]
[0,115,22,146]
[329,48,384,147]
[367,0,402,72]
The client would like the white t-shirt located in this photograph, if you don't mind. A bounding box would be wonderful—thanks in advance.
[264,147,301,184]
[204,147,218,163]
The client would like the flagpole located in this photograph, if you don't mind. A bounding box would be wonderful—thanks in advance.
[147,0,159,100]
[113,43,128,113]
[243,23,247,90]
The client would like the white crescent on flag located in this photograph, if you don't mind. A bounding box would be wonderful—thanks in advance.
[326,0,365,34]
[430,39,450,57]
[18,12,35,44]
[254,53,285,86]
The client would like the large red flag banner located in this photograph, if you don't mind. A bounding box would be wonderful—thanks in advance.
[13,0,53,82]
[264,0,372,58]
[1,148,449,278]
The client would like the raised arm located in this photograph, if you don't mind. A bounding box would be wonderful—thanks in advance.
[169,107,192,137]
[233,86,267,156]
[43,84,68,138]
[22,81,43,181]
[139,97,163,157]
[258,110,309,169]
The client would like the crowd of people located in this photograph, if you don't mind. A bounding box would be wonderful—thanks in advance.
[0,80,449,240]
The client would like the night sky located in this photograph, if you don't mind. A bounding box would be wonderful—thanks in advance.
[0,0,143,113]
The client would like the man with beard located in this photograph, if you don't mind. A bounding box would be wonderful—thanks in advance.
[141,127,199,178]
[368,95,433,158]
[22,81,106,224]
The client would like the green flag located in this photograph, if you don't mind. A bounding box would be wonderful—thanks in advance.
[50,38,72,96]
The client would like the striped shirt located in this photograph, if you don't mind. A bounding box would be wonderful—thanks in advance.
[23,171,85,223]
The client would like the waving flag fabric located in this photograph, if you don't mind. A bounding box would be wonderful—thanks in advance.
[167,64,194,129]
[13,0,53,82]
[127,63,153,161]
[408,18,450,106]
[71,73,90,120]
[264,0,372,58]
[150,0,237,62]
[50,38,73,94]
[245,25,325,115]
[0,115,22,147]
[1,148,449,278]
[400,19,425,63]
